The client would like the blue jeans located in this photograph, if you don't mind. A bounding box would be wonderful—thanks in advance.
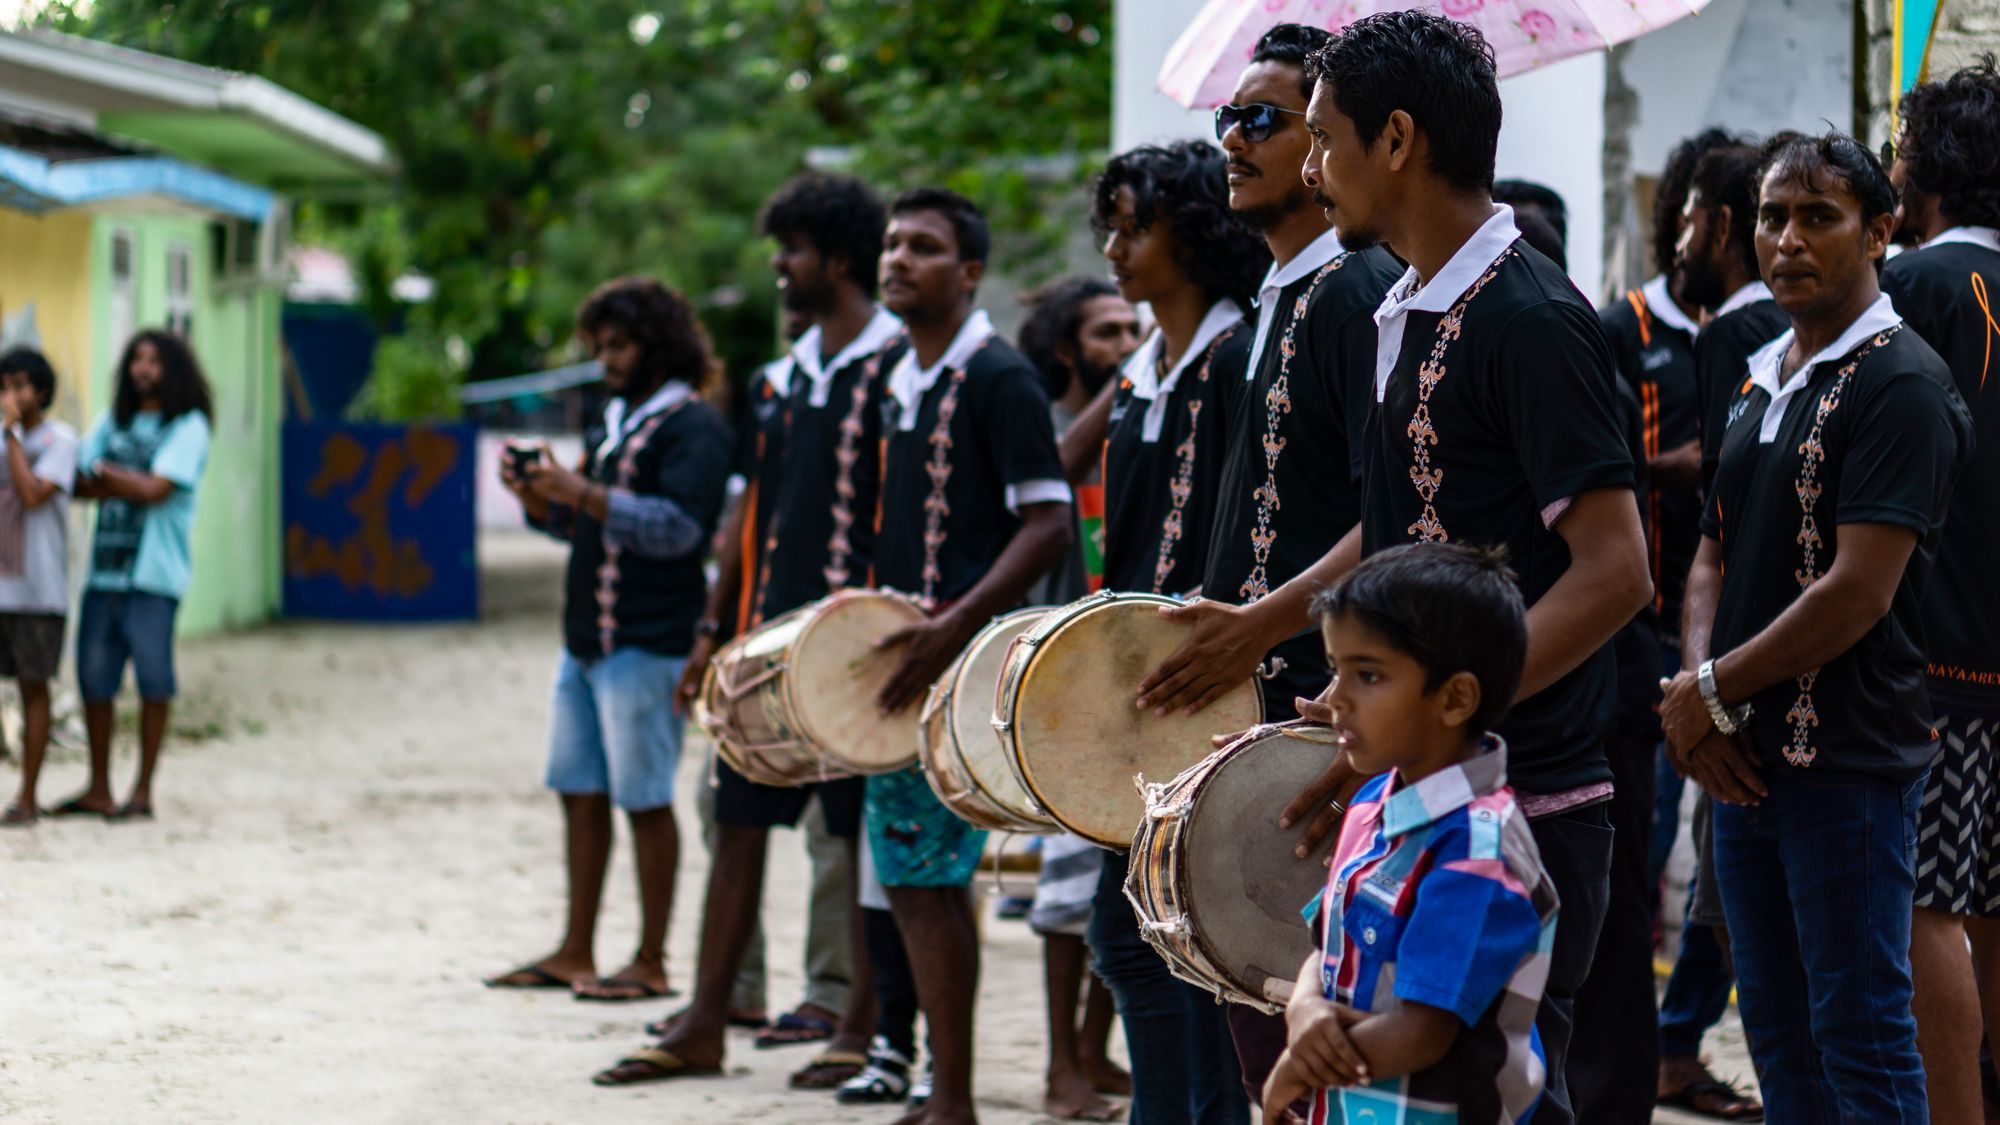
[1087,850,1247,1125]
[545,647,687,811]
[1715,768,1928,1124]
[1657,906,1733,1059]
[76,589,179,701]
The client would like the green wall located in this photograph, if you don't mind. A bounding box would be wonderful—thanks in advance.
[86,213,282,636]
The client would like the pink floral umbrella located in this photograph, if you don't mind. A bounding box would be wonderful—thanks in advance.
[1158,0,1710,107]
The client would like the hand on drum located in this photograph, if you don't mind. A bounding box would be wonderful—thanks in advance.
[673,634,716,718]
[1134,598,1272,717]
[874,611,974,715]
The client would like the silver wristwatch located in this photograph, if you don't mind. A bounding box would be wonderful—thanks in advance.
[1697,658,1753,735]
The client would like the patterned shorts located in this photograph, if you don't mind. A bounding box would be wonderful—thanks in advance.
[1914,713,2000,918]
[864,765,989,888]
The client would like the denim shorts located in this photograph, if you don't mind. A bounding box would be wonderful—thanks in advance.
[545,647,687,811]
[77,590,179,701]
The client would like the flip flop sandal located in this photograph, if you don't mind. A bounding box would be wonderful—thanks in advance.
[50,797,110,817]
[789,1049,870,1089]
[643,1010,768,1037]
[483,964,572,990]
[1658,1078,1765,1120]
[753,1011,835,1048]
[591,1046,723,1087]
[1,805,37,827]
[573,977,674,1002]
[105,803,154,822]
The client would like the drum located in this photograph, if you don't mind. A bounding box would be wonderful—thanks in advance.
[697,589,927,786]
[1126,723,1344,1012]
[919,607,1060,834]
[993,591,1263,848]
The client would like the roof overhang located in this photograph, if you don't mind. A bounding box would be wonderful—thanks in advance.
[0,142,274,221]
[0,28,394,193]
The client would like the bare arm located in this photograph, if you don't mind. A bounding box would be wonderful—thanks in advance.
[1343,1001,1461,1080]
[875,501,1075,712]
[674,488,751,715]
[1058,379,1116,485]
[4,434,59,509]
[1519,487,1653,700]
[1659,533,1763,805]
[88,462,175,506]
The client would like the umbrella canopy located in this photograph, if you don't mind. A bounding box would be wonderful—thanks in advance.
[1159,0,1710,108]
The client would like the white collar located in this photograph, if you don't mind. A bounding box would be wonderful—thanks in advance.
[1920,226,2000,254]
[791,306,904,407]
[1744,292,1900,443]
[1713,280,1773,319]
[1259,225,1349,298]
[599,379,694,462]
[1373,204,1521,401]
[1640,274,1701,337]
[759,355,795,398]
[887,309,996,430]
[1122,299,1244,443]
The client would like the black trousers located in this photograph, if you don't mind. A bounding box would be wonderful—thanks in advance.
[1566,729,1663,1124]
[864,905,920,1059]
[1528,800,1615,1125]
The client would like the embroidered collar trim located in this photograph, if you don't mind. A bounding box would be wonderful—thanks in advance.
[887,309,995,429]
[1373,204,1521,401]
[1123,299,1244,443]
[598,380,694,464]
[1744,293,1901,443]
[792,306,904,407]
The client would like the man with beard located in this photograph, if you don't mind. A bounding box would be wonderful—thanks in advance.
[869,187,1075,1125]
[592,173,901,1087]
[1126,23,1405,1107]
[1661,131,1969,1122]
[1680,143,1791,488]
[1883,57,2000,1125]
[1296,15,1653,1122]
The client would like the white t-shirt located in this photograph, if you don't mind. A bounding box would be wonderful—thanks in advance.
[0,418,78,615]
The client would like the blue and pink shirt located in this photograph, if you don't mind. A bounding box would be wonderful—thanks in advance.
[1310,735,1558,1124]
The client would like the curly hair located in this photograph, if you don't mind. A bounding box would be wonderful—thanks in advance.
[1091,140,1270,313]
[1654,128,1745,278]
[1018,277,1121,400]
[758,172,888,298]
[576,276,721,393]
[1897,55,2000,229]
[1689,143,1766,280]
[113,329,212,428]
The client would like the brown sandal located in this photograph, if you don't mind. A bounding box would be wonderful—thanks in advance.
[790,1049,870,1089]
[591,1046,723,1087]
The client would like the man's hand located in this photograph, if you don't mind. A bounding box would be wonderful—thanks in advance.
[523,442,590,507]
[1680,730,1766,806]
[674,634,718,718]
[1657,669,1714,754]
[874,611,975,715]
[1286,994,1370,1089]
[499,446,551,522]
[1135,598,1273,717]
[1260,1051,1313,1125]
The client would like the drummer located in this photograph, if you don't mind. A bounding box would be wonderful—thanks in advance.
[592,172,903,1088]
[868,186,1076,1125]
[1069,138,1269,1123]
[1126,22,1404,1103]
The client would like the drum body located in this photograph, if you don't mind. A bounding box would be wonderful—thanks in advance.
[697,589,926,785]
[920,608,1060,833]
[1126,724,1343,1013]
[993,591,1263,848]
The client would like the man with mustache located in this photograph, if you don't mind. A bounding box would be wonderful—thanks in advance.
[1296,15,1653,1122]
[1128,22,1404,1108]
[1882,57,2000,1125]
[1661,132,1970,1122]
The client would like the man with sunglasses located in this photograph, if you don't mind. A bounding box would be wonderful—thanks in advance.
[1133,21,1403,1110]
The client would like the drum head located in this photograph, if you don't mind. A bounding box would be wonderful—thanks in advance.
[953,609,1053,824]
[790,592,927,772]
[1012,596,1263,847]
[1182,730,1341,1005]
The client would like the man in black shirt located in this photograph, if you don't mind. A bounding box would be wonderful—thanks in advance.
[592,175,901,1087]
[1661,132,1971,1122]
[1680,143,1791,488]
[869,187,1074,1125]
[1297,16,1653,1123]
[487,278,734,1006]
[1883,59,2000,1125]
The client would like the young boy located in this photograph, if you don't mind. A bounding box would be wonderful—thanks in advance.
[1265,544,1558,1125]
[0,348,78,827]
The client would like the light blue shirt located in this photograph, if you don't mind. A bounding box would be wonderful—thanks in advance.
[80,410,210,600]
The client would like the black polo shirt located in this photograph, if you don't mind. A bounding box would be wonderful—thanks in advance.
[1600,280,1701,637]
[1363,235,1633,796]
[1695,295,1790,489]
[737,316,901,623]
[874,316,1069,604]
[731,358,794,630]
[1704,311,1971,780]
[1204,245,1404,718]
[1102,313,1250,596]
[1882,235,2000,714]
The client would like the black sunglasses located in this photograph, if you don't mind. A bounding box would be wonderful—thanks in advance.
[1213,102,1306,143]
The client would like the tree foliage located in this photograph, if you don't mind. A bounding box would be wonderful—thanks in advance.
[44,0,1113,414]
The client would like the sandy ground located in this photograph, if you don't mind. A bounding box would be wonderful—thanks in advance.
[0,530,1751,1124]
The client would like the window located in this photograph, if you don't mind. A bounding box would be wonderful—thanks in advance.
[109,228,136,353]
[166,242,194,339]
